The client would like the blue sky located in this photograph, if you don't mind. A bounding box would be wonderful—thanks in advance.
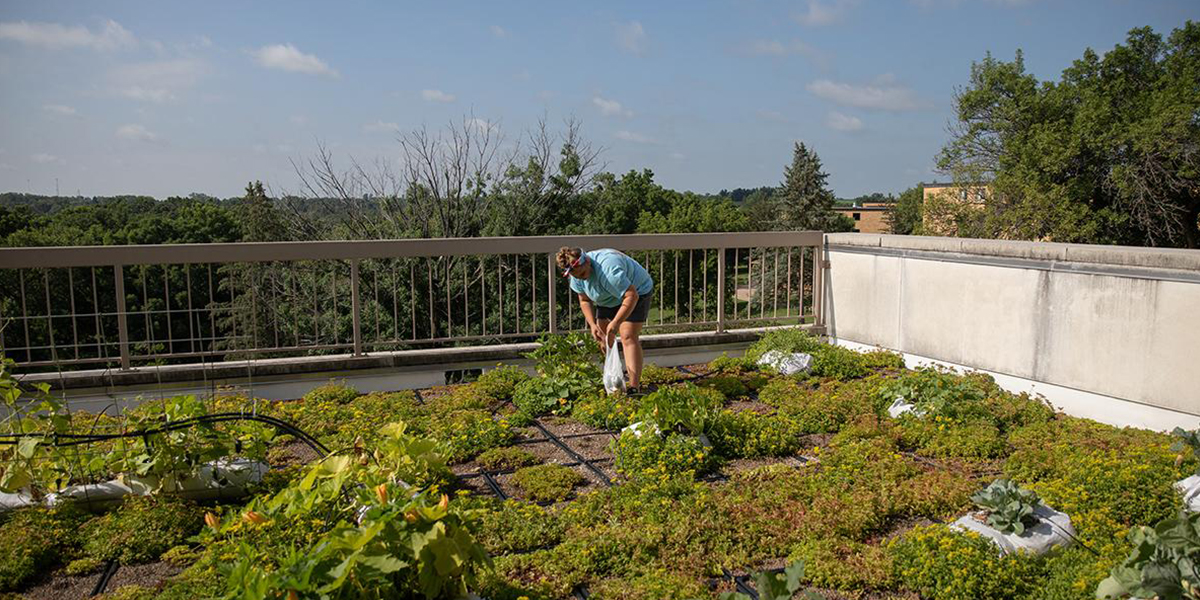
[0,1,1194,200]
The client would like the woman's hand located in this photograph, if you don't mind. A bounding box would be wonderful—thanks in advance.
[604,323,619,348]
[590,324,605,345]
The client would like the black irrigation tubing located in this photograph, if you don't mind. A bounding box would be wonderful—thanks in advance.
[511,430,617,445]
[457,457,614,480]
[0,413,330,458]
[89,559,120,597]
[413,389,426,405]
[531,421,612,486]
[572,584,591,599]
[722,568,760,599]
[478,470,508,500]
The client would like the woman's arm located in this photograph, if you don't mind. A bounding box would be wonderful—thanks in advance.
[578,293,604,343]
[605,286,639,334]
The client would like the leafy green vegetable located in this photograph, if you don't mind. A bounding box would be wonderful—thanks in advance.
[971,479,1041,535]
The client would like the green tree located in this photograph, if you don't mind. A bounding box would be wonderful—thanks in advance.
[887,185,924,235]
[939,23,1200,247]
[775,142,843,232]
[240,181,286,243]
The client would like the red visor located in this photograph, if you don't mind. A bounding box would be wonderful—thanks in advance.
[561,255,584,277]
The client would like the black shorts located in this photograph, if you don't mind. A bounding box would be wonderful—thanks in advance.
[596,294,652,323]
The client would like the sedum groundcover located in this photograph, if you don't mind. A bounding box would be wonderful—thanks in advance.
[0,329,1195,600]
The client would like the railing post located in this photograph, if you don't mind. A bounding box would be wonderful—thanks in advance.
[546,254,558,334]
[350,259,363,356]
[814,239,826,331]
[114,264,130,370]
[716,247,726,333]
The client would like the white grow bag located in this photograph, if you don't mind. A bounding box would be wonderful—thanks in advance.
[951,503,1075,555]
[887,397,919,418]
[1174,474,1200,512]
[757,351,813,376]
[44,459,268,510]
[621,421,661,439]
[0,490,36,511]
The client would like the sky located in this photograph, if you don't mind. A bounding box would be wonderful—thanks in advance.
[0,1,1195,200]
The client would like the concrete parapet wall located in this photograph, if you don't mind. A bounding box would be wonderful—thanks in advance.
[825,234,1200,417]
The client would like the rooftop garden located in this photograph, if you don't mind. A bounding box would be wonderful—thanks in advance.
[0,329,1195,600]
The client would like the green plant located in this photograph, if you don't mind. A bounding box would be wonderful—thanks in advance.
[0,355,72,496]
[707,353,760,375]
[302,381,360,405]
[759,378,881,434]
[65,556,105,576]
[428,409,514,463]
[877,367,992,421]
[220,487,490,600]
[160,544,203,567]
[512,464,585,503]
[889,524,1043,600]
[0,504,88,591]
[82,495,205,564]
[860,349,905,370]
[897,414,1007,459]
[476,447,539,471]
[701,375,749,399]
[709,410,805,458]
[370,421,453,487]
[572,390,639,430]
[527,331,601,380]
[1173,425,1200,476]
[474,366,530,402]
[512,374,596,418]
[641,363,687,386]
[971,479,1042,535]
[808,345,870,379]
[717,561,820,600]
[635,385,725,436]
[469,497,564,555]
[746,328,824,362]
[612,431,715,482]
[1096,511,1200,600]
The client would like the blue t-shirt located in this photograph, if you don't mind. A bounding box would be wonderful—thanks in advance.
[568,249,654,307]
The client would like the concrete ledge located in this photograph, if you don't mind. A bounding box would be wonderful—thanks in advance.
[20,327,805,391]
[826,233,1200,272]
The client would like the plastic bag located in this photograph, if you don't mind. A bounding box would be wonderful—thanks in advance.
[603,339,626,394]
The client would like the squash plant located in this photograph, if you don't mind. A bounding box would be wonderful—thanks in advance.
[215,420,490,600]
[634,385,724,436]
[710,561,823,600]
[1096,510,1200,600]
[0,355,70,496]
[970,479,1041,535]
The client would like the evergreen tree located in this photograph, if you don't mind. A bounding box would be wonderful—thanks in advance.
[240,181,286,242]
[775,142,840,231]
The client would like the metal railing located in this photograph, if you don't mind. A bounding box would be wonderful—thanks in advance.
[0,232,826,371]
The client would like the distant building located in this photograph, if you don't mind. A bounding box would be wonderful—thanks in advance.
[833,205,890,233]
[921,182,991,235]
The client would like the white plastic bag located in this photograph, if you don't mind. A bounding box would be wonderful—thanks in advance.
[757,350,813,375]
[603,340,626,394]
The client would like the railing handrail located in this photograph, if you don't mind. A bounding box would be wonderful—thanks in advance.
[0,231,824,268]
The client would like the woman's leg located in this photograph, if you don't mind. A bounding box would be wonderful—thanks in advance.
[597,318,612,352]
[618,321,644,388]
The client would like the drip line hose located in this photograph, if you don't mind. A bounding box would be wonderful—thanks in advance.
[0,412,329,458]
[89,559,120,597]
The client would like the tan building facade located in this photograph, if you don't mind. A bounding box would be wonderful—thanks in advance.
[833,205,889,233]
[921,182,991,235]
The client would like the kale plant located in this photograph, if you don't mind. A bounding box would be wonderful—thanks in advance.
[970,479,1042,535]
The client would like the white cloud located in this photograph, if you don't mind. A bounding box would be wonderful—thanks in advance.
[794,0,859,26]
[826,111,864,131]
[614,130,654,144]
[252,44,338,77]
[490,25,508,38]
[670,152,685,160]
[42,104,78,117]
[421,89,456,103]
[592,96,633,118]
[615,21,646,55]
[0,19,135,51]
[363,120,398,133]
[30,153,60,164]
[111,58,208,103]
[115,124,159,142]
[736,39,831,69]
[807,77,928,111]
